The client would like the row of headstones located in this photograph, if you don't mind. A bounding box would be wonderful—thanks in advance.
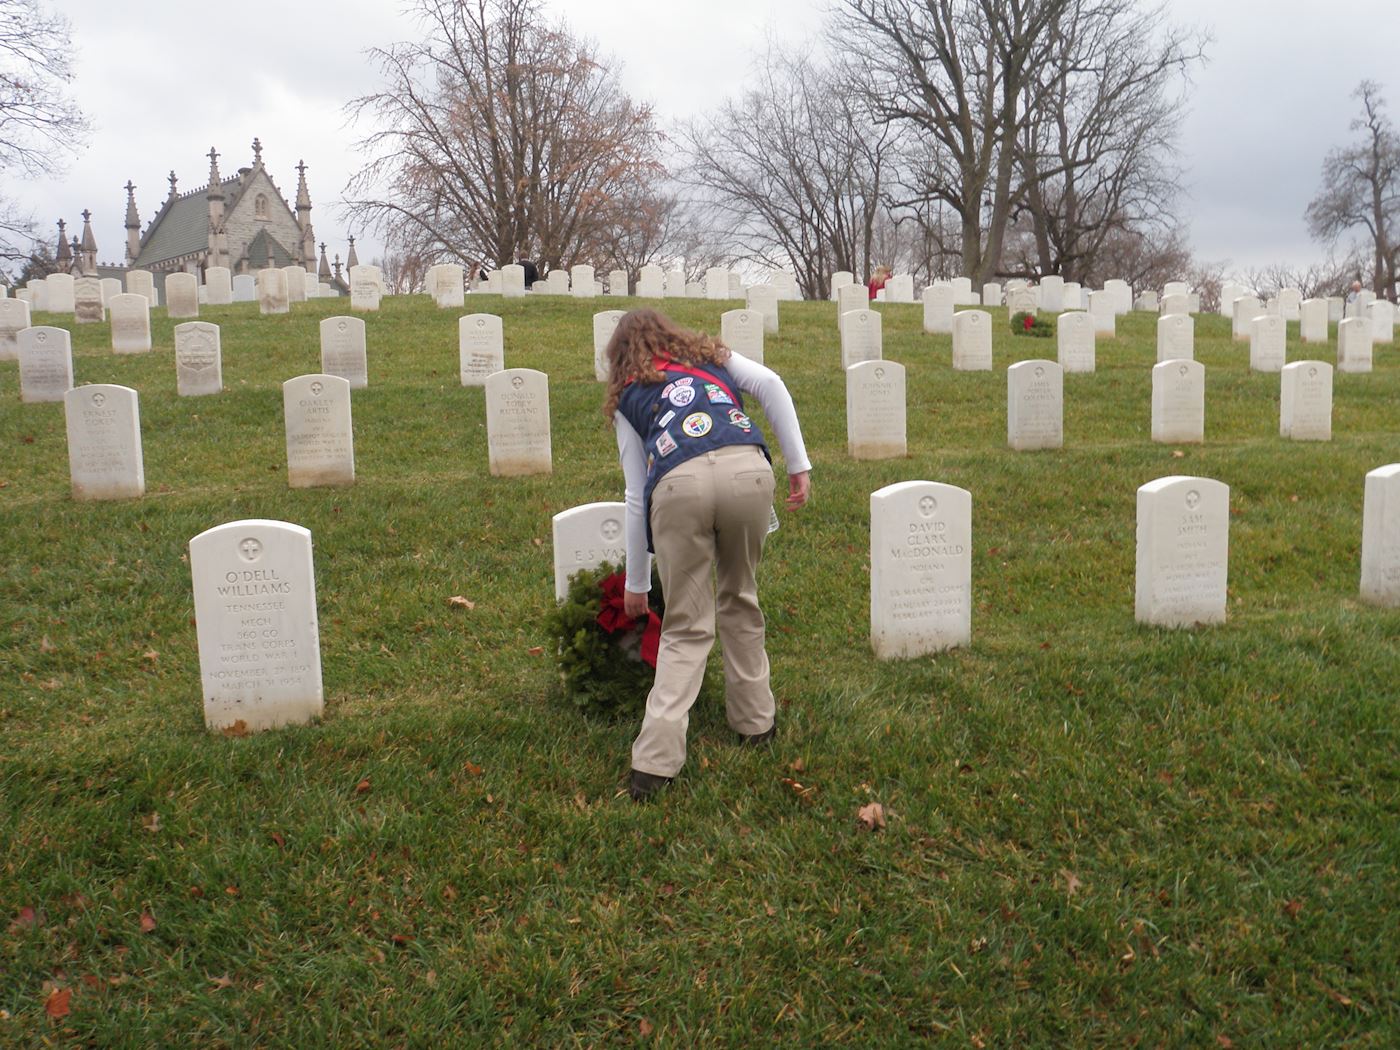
[843,355,1339,458]
[187,463,1400,732]
[1220,283,1393,326]
[35,363,557,501]
[868,471,1400,656]
[834,273,1160,316]
[16,266,349,318]
[1230,295,1396,346]
[474,262,801,304]
[840,304,1388,376]
[835,285,1129,339]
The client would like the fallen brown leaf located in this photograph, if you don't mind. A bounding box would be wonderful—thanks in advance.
[1059,869,1084,897]
[857,801,887,831]
[447,595,476,609]
[44,986,71,1019]
[10,906,38,932]
[638,1018,653,1037]
[1216,1036,1233,1049]
[208,974,234,990]
[269,832,286,849]
[527,646,544,656]
[1281,898,1302,919]
[463,761,483,776]
[141,812,161,833]
[220,720,250,738]
[39,635,55,653]
[354,778,371,795]
[779,776,816,801]
[139,911,156,933]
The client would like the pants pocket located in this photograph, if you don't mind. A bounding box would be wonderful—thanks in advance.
[730,467,774,500]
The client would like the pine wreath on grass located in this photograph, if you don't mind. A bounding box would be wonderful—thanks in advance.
[1011,310,1053,337]
[547,561,665,719]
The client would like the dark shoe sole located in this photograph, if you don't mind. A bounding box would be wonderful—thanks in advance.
[739,722,777,746]
[629,769,673,802]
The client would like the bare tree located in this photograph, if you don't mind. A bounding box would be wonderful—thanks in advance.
[1305,80,1400,300]
[0,0,91,267]
[373,249,432,294]
[1240,254,1357,302]
[679,43,899,299]
[344,0,665,272]
[842,0,1078,285]
[1013,0,1206,284]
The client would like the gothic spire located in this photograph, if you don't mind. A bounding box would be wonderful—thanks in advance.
[346,234,358,269]
[251,137,263,167]
[318,241,331,280]
[55,219,71,263]
[80,209,96,252]
[207,147,224,199]
[124,181,139,228]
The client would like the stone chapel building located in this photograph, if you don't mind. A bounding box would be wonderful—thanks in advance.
[58,138,354,292]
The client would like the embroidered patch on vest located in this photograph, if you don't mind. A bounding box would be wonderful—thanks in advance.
[704,382,734,405]
[658,409,675,428]
[662,377,696,407]
[656,430,678,456]
[727,408,753,431]
[682,412,712,437]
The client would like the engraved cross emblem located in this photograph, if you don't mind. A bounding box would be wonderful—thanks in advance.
[1185,490,1200,510]
[35,330,47,344]
[918,495,937,517]
[601,519,621,541]
[874,367,885,380]
[91,392,105,406]
[310,381,323,396]
[337,321,347,332]
[476,318,485,328]
[511,375,524,389]
[1034,366,1045,379]
[239,538,263,562]
[1179,365,1189,376]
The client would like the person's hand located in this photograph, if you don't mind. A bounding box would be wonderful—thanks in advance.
[786,471,811,510]
[623,589,650,618]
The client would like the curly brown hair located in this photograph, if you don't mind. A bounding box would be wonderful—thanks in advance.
[601,309,730,420]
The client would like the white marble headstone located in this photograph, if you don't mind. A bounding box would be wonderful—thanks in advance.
[348,265,382,311]
[1006,287,1037,316]
[45,273,75,313]
[257,268,289,315]
[485,368,552,476]
[74,277,105,324]
[830,271,854,297]
[320,316,368,389]
[1361,464,1400,607]
[1366,299,1395,344]
[499,264,526,298]
[1104,279,1132,315]
[1160,293,1190,317]
[189,519,323,732]
[283,374,355,488]
[109,293,152,353]
[1337,317,1373,373]
[0,298,31,360]
[571,264,596,298]
[593,310,625,381]
[637,265,664,298]
[1250,315,1287,372]
[1056,312,1095,373]
[981,282,1002,308]
[951,277,978,305]
[746,284,779,333]
[1151,359,1204,444]
[284,266,309,304]
[884,274,914,303]
[1039,275,1064,313]
[721,309,765,365]
[232,274,256,302]
[1135,475,1229,627]
[552,502,627,601]
[431,263,465,308]
[952,310,992,371]
[607,269,628,296]
[64,384,144,500]
[704,267,729,300]
[99,277,121,305]
[1299,298,1328,343]
[1280,361,1332,440]
[846,360,906,461]
[459,313,505,386]
[18,326,73,402]
[836,283,867,319]
[166,272,199,318]
[205,266,233,305]
[840,308,882,368]
[1231,295,1262,341]
[174,321,223,396]
[665,269,686,298]
[1007,360,1063,451]
[1089,290,1116,337]
[923,283,954,334]
[870,481,972,657]
[125,270,156,308]
[1276,287,1303,322]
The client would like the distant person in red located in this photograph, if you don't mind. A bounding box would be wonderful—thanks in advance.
[868,265,891,300]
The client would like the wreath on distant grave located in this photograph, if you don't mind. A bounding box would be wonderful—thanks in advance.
[546,561,665,719]
[1011,311,1053,337]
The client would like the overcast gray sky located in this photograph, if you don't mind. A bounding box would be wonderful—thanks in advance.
[18,0,1399,278]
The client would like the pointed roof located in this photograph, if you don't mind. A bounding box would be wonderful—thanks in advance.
[243,228,297,269]
[346,235,358,269]
[55,220,71,263]
[317,241,331,279]
[295,160,311,211]
[124,181,140,229]
[80,209,97,252]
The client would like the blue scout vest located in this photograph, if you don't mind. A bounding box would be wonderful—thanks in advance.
[618,357,770,551]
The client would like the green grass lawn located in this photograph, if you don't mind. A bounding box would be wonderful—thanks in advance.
[1,291,1397,1046]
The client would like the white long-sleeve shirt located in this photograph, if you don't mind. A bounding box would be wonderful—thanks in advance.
[614,353,812,594]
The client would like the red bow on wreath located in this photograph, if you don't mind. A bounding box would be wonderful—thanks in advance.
[1023,314,1034,332]
[596,572,662,668]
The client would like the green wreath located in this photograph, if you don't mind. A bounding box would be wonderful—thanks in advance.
[1011,310,1054,337]
[546,561,665,719]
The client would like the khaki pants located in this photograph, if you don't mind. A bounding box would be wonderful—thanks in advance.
[631,445,776,777]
